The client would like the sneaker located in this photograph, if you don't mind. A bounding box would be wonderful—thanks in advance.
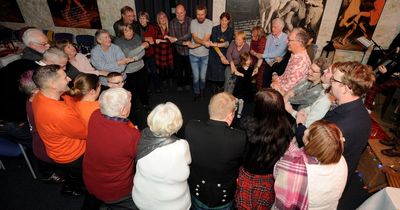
[40,172,65,184]
[381,148,400,157]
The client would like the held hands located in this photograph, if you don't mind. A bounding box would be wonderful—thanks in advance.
[252,67,258,76]
[296,109,307,125]
[378,65,388,74]
[275,56,283,63]
[142,42,150,49]
[165,35,178,43]
[145,37,154,45]
[155,39,167,44]
[220,56,229,65]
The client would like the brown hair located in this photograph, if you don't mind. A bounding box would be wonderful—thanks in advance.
[196,5,207,14]
[55,39,75,52]
[120,6,134,15]
[251,26,266,40]
[331,61,375,97]
[313,57,331,74]
[118,24,134,39]
[240,52,252,67]
[68,73,100,101]
[107,72,123,79]
[304,120,344,164]
[220,12,231,21]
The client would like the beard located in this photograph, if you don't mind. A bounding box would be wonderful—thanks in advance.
[197,18,205,23]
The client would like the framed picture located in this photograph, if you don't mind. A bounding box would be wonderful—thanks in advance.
[47,0,102,28]
[331,0,386,51]
[226,0,327,41]
[0,0,24,23]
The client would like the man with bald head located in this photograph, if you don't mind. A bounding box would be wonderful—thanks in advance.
[21,28,51,61]
[166,4,192,91]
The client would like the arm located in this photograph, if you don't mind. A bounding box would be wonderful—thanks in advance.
[303,94,331,127]
[127,44,146,60]
[91,46,126,73]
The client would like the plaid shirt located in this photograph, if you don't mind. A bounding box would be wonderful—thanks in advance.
[155,26,173,68]
[169,16,192,56]
[272,140,317,210]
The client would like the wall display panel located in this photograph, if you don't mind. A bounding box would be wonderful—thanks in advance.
[0,0,24,23]
[227,0,327,40]
[331,0,387,51]
[47,0,102,28]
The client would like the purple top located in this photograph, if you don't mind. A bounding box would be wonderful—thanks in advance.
[226,41,250,65]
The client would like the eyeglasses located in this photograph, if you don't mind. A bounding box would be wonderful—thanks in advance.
[32,41,50,47]
[330,77,344,84]
[288,39,298,42]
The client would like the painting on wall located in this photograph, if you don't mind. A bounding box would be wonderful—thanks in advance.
[0,0,24,23]
[227,0,327,41]
[331,0,387,51]
[47,0,102,28]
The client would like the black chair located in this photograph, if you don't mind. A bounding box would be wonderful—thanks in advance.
[76,35,95,55]
[54,32,74,42]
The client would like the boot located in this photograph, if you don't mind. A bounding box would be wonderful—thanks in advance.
[381,137,400,157]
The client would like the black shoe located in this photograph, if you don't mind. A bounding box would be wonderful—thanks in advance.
[381,148,400,157]
[61,184,83,197]
[40,172,65,184]
[379,139,396,146]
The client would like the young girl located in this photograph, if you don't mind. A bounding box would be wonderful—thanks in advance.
[233,52,257,103]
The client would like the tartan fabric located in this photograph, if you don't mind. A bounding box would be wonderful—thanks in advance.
[155,26,173,69]
[272,141,309,210]
[141,24,159,58]
[364,77,400,109]
[235,167,275,210]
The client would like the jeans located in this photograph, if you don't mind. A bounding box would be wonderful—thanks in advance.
[189,54,209,94]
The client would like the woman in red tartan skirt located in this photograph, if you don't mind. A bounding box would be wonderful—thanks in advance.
[235,89,293,209]
[155,11,174,88]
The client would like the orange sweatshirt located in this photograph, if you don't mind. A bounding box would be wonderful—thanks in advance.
[32,92,87,163]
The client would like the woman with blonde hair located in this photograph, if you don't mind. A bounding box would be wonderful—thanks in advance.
[155,11,174,88]
[132,102,191,210]
[224,30,250,93]
[273,120,348,210]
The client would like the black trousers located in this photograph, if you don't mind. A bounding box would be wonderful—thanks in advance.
[174,50,192,87]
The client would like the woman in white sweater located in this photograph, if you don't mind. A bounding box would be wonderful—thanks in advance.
[273,120,348,210]
[132,102,191,210]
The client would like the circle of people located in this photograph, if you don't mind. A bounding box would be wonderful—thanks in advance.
[7,3,377,210]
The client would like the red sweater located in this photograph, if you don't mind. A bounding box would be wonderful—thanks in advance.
[83,110,140,202]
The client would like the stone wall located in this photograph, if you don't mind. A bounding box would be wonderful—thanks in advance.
[1,0,399,50]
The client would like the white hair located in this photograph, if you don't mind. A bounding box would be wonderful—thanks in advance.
[99,88,130,117]
[272,18,285,29]
[43,47,68,63]
[22,28,45,46]
[147,102,183,137]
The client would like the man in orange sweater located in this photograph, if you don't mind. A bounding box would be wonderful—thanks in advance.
[32,64,87,196]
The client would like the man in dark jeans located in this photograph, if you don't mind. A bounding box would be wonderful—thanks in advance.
[166,4,192,91]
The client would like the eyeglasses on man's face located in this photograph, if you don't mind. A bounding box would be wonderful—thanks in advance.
[330,77,344,84]
[32,41,50,47]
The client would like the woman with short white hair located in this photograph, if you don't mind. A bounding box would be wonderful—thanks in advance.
[132,102,192,210]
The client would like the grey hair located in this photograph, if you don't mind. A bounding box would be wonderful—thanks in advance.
[94,29,110,44]
[22,28,46,46]
[272,18,285,29]
[292,28,311,48]
[22,28,45,46]
[43,47,68,63]
[147,102,183,137]
[99,88,130,117]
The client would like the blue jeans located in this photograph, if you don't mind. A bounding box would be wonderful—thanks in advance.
[189,54,209,94]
